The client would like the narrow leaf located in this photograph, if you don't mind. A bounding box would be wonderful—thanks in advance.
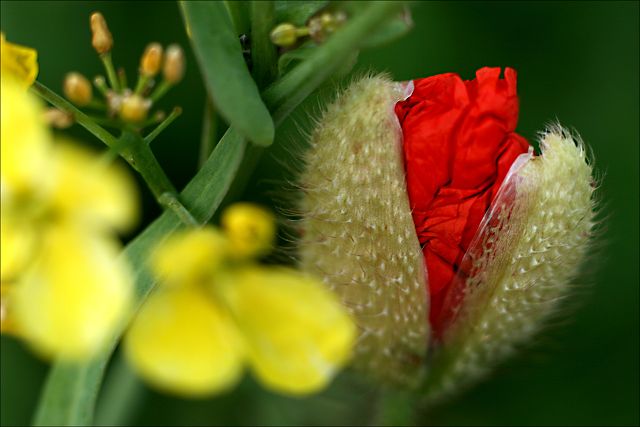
[181,1,274,147]
[224,0,251,35]
[251,1,278,88]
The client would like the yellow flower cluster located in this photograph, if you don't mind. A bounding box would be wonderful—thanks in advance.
[125,203,356,397]
[1,35,139,359]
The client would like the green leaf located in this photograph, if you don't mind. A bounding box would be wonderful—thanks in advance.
[224,0,251,35]
[277,41,316,76]
[251,1,278,88]
[181,1,275,147]
[277,41,358,79]
[274,0,328,26]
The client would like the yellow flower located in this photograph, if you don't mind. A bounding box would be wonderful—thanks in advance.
[13,225,132,358]
[125,224,356,397]
[220,267,356,395]
[0,73,50,202]
[125,285,244,396]
[151,227,228,286]
[1,75,139,359]
[47,141,139,233]
[1,33,38,87]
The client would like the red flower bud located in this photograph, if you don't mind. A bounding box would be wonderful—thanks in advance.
[395,67,530,338]
[298,69,597,395]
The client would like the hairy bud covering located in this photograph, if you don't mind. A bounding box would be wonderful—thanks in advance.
[299,76,430,386]
[426,126,597,398]
[298,73,598,396]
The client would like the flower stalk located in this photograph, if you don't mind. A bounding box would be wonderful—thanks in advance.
[144,107,182,145]
[31,81,196,228]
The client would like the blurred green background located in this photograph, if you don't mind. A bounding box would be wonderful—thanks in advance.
[1,1,638,426]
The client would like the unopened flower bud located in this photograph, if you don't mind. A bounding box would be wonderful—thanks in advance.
[119,93,151,123]
[93,75,108,93]
[140,42,163,77]
[43,108,74,129]
[221,203,276,259]
[299,76,428,387]
[270,23,299,47]
[298,70,598,396]
[308,11,346,43]
[163,44,184,84]
[90,12,113,54]
[63,72,93,106]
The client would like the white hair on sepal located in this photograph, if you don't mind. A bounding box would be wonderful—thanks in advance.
[422,121,601,403]
[295,74,431,387]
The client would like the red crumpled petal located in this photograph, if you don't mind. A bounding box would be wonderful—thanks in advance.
[395,67,530,339]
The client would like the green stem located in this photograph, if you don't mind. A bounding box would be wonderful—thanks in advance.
[144,107,182,145]
[32,81,196,228]
[117,131,176,198]
[158,192,200,227]
[134,75,149,95]
[31,81,119,148]
[85,115,120,128]
[149,80,172,102]
[100,53,120,92]
[93,76,109,97]
[118,131,198,227]
[117,68,128,91]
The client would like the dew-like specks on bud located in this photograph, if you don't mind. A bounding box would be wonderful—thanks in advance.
[298,75,429,387]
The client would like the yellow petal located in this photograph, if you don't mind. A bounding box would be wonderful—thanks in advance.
[125,286,244,397]
[221,203,276,259]
[0,212,37,282]
[48,141,139,233]
[13,225,132,359]
[1,76,51,199]
[220,267,356,395]
[151,227,228,287]
[1,33,38,87]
